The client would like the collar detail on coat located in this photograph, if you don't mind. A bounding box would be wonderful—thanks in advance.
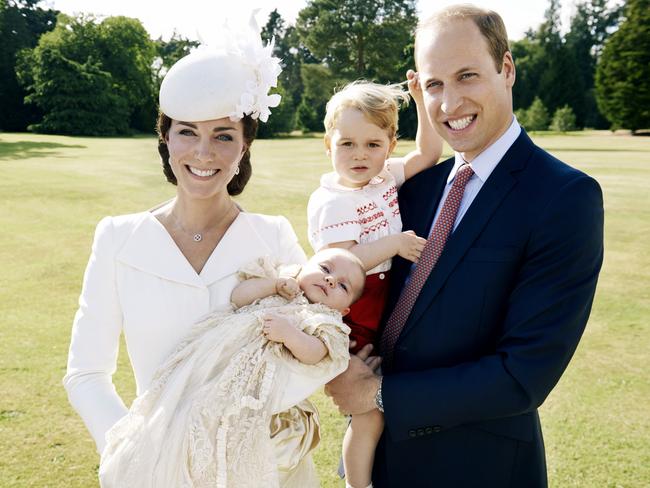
[116,212,275,288]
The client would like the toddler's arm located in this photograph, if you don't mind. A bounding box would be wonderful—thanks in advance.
[325,230,426,271]
[388,70,443,180]
[262,313,328,365]
[231,277,300,308]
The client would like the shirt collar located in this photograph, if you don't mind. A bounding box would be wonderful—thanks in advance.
[449,115,521,184]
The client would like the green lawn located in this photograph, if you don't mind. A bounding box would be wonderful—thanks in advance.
[0,130,648,487]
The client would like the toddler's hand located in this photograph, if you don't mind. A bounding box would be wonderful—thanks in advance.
[406,69,424,106]
[397,230,426,263]
[262,313,296,343]
[275,277,300,300]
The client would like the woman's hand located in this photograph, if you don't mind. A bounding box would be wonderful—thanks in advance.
[396,230,427,263]
[275,277,300,300]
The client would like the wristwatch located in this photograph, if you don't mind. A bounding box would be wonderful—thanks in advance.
[375,376,384,413]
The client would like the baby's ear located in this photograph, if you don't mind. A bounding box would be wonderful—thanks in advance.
[340,307,351,317]
[324,135,332,154]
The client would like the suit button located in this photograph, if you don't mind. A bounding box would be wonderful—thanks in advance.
[433,425,442,433]
[379,273,386,280]
[408,429,417,438]
[417,428,425,436]
[425,427,433,435]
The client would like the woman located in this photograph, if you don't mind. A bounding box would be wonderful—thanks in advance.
[63,18,318,486]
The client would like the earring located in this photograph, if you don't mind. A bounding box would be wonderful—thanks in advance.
[234,165,240,175]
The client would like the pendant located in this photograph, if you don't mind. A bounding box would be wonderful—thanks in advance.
[193,233,202,242]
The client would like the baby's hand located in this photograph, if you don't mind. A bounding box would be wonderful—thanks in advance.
[275,277,300,300]
[397,230,427,263]
[262,313,297,344]
[406,69,424,106]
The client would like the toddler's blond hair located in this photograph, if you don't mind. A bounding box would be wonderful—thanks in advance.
[324,81,410,140]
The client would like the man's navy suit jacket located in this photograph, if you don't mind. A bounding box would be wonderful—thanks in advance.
[372,129,604,487]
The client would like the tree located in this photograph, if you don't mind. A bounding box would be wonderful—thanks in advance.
[256,81,295,138]
[511,37,546,112]
[565,0,622,128]
[523,97,550,131]
[534,0,586,122]
[17,13,157,135]
[296,0,417,83]
[296,64,344,132]
[0,0,57,131]
[550,105,577,132]
[596,0,650,133]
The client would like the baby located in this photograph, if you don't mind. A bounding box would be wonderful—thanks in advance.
[99,248,366,488]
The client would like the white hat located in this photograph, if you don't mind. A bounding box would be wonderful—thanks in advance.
[159,15,282,123]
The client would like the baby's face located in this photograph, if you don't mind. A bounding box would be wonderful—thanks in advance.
[297,249,366,314]
[325,108,396,188]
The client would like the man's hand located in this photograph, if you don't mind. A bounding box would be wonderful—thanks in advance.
[275,277,300,300]
[325,344,382,415]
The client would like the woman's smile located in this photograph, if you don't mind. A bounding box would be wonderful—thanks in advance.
[186,165,219,178]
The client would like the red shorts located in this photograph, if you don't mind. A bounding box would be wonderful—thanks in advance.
[344,271,390,354]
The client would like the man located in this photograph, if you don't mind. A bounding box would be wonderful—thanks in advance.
[325,5,604,487]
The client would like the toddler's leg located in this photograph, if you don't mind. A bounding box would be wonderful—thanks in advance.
[342,409,384,488]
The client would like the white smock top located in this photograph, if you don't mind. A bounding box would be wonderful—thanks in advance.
[307,161,405,274]
[63,211,307,454]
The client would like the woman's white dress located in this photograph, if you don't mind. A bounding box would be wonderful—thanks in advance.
[63,211,330,485]
[98,258,350,487]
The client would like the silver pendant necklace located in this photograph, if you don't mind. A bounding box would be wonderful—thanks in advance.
[171,204,237,243]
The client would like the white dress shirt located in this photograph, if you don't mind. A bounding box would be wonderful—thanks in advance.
[63,211,306,453]
[429,116,521,235]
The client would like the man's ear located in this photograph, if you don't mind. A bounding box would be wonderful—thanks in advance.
[502,51,516,88]
[341,307,351,317]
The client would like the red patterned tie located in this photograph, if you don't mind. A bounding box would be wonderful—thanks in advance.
[380,163,475,363]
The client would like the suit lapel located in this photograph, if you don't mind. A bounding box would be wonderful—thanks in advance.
[400,131,534,339]
[390,158,454,300]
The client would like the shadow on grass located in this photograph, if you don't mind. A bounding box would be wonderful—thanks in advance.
[0,141,86,161]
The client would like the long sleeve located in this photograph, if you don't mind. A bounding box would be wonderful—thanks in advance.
[63,217,128,454]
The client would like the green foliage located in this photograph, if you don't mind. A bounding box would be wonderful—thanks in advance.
[550,105,577,132]
[564,0,622,128]
[256,82,295,138]
[296,0,417,82]
[514,108,529,128]
[296,64,344,132]
[513,0,621,129]
[17,13,156,135]
[154,31,199,85]
[0,0,57,130]
[21,42,129,135]
[596,0,650,132]
[521,97,550,131]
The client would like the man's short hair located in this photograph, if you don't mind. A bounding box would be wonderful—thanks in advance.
[416,4,510,73]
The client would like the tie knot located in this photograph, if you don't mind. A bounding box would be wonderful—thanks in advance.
[453,163,474,188]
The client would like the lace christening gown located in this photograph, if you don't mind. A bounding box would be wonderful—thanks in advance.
[99,258,350,488]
